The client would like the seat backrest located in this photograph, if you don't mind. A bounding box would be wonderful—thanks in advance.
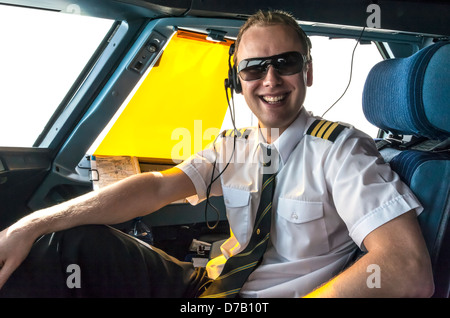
[362,41,450,298]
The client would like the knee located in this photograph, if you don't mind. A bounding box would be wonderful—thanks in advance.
[58,224,132,253]
[63,224,112,238]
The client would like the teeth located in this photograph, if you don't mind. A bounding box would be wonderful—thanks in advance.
[262,95,286,103]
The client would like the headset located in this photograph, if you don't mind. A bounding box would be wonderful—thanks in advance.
[224,43,242,94]
[204,42,239,230]
[224,27,365,118]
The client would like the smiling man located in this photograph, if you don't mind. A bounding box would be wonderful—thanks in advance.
[235,19,312,141]
[0,10,434,298]
[188,10,433,298]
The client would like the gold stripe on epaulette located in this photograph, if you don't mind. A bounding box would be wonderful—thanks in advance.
[222,128,250,139]
[306,119,346,142]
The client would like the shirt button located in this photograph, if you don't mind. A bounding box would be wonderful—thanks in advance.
[291,213,298,220]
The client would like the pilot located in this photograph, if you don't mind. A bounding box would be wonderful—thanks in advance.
[0,10,434,298]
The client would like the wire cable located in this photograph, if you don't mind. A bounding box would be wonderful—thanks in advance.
[322,27,366,117]
[204,79,239,230]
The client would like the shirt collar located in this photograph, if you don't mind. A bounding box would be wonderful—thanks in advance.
[256,107,309,166]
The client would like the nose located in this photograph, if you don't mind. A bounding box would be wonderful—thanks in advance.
[262,65,283,87]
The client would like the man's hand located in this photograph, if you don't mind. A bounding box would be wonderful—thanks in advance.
[0,224,37,289]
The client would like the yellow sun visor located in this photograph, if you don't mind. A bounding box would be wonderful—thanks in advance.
[93,30,233,163]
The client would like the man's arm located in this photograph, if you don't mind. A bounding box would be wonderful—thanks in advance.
[304,210,435,297]
[0,167,195,289]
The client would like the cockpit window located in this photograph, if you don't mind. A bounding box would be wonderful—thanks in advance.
[91,31,233,162]
[90,31,383,163]
[305,36,383,136]
[0,5,113,147]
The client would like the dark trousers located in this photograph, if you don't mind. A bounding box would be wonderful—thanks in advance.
[0,225,209,298]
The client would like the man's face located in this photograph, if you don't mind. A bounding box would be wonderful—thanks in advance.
[236,24,313,137]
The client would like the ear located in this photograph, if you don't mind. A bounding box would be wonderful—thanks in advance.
[306,61,313,87]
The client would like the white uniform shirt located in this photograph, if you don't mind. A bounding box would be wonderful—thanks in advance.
[178,107,422,297]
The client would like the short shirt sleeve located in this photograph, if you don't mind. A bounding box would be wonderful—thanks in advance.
[325,127,423,248]
[177,141,223,205]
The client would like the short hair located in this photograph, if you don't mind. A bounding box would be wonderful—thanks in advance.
[234,10,312,63]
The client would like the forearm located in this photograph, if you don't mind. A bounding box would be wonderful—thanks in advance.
[9,172,164,240]
[304,212,434,298]
[304,252,409,297]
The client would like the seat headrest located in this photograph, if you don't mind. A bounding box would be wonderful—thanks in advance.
[362,41,450,140]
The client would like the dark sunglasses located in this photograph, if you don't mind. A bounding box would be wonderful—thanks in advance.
[237,51,308,81]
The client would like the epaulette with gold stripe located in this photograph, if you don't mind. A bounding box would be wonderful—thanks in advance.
[221,128,251,139]
[306,119,347,142]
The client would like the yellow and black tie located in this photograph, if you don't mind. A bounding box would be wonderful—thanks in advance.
[200,146,276,298]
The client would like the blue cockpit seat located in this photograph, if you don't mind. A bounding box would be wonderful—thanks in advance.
[362,41,450,297]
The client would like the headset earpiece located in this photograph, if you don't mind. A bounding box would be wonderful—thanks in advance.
[226,44,242,94]
[231,65,242,94]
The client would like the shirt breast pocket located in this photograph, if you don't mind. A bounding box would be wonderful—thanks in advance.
[222,186,251,245]
[275,198,330,259]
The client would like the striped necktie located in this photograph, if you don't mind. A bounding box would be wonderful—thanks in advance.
[200,146,276,298]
